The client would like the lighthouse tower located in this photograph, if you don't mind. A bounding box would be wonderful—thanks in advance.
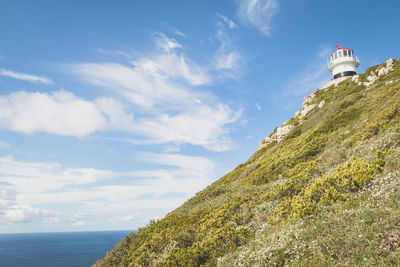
[328,45,359,79]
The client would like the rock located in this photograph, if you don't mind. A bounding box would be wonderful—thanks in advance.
[303,93,315,105]
[295,91,319,119]
[264,136,274,144]
[363,59,395,86]
[259,135,275,148]
[320,76,350,90]
[259,124,295,149]
[276,125,294,142]
[367,75,376,82]
[318,100,326,108]
[299,104,316,118]
[258,142,269,149]
[386,58,394,69]
[352,75,359,81]
[378,68,386,76]
[385,80,394,85]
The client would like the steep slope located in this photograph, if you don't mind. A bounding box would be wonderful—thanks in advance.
[94,59,400,266]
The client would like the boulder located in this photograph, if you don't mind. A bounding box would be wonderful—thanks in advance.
[318,100,326,108]
[276,125,294,142]
[299,104,316,118]
[303,93,315,105]
[386,58,394,69]
[377,67,388,76]
[259,124,295,149]
[385,80,394,85]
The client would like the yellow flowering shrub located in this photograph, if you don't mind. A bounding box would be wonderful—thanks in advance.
[272,154,385,220]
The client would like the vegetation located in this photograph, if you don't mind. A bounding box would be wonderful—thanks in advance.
[94,59,400,266]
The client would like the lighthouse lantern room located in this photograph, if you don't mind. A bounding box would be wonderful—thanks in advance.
[328,45,359,79]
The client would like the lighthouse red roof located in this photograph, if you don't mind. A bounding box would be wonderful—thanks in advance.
[331,45,353,55]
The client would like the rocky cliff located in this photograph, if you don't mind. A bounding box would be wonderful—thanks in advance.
[259,58,396,150]
[94,58,400,266]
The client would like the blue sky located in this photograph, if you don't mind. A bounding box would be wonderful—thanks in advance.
[0,0,399,233]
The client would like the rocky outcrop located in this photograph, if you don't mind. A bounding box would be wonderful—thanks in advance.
[353,58,394,86]
[258,58,396,150]
[258,125,295,149]
[298,103,316,118]
[295,92,326,119]
[276,125,294,142]
[259,87,326,149]
[320,76,350,90]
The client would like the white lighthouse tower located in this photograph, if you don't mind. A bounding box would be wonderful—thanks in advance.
[328,45,359,79]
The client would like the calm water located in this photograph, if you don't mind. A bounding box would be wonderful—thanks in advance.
[0,231,132,267]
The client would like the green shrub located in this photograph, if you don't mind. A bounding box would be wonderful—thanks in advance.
[271,154,385,221]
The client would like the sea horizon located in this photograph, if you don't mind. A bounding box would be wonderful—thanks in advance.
[0,229,136,235]
[0,230,133,267]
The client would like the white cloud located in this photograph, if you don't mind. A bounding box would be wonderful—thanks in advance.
[0,33,241,151]
[71,33,241,151]
[140,152,215,177]
[0,69,53,84]
[0,153,215,228]
[0,90,132,137]
[0,84,241,151]
[134,105,241,151]
[255,102,261,111]
[217,13,238,29]
[168,26,185,37]
[216,50,241,71]
[1,204,52,223]
[214,17,242,75]
[72,220,87,226]
[238,0,279,36]
[0,156,113,195]
[154,32,182,53]
[76,59,208,109]
[116,215,135,222]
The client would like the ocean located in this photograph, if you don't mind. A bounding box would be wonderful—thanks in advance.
[0,230,132,267]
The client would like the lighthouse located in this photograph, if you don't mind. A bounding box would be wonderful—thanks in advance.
[328,45,359,79]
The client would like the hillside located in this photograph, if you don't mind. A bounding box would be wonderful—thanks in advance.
[94,58,400,266]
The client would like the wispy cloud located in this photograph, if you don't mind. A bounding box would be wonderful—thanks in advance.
[168,26,185,37]
[71,32,241,151]
[0,31,242,151]
[237,0,279,36]
[0,153,215,229]
[214,15,243,76]
[0,69,53,84]
[217,13,238,29]
[255,102,261,111]
[154,32,182,52]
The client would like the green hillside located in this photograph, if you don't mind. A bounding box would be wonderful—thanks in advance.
[94,59,400,266]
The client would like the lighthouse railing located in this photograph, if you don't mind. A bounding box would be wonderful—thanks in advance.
[328,56,359,68]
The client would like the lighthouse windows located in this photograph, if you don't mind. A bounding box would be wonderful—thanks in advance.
[331,49,355,62]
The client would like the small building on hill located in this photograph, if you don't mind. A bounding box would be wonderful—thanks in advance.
[328,45,359,79]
